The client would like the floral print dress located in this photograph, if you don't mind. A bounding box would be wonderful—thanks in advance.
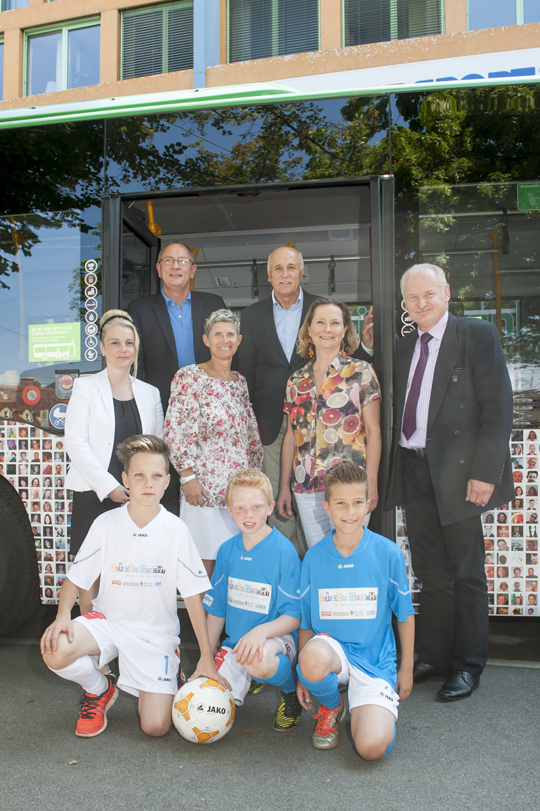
[165,365,264,508]
[284,355,381,494]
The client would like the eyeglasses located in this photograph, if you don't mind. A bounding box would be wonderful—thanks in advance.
[160,257,192,267]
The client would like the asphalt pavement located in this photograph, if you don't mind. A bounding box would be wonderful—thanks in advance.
[1,615,539,811]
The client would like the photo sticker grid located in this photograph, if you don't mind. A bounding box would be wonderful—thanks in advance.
[490,429,538,616]
[396,432,540,617]
[0,421,73,605]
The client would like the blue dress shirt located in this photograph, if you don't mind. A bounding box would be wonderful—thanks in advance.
[272,288,304,362]
[162,290,196,369]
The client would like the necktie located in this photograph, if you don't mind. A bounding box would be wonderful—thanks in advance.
[402,332,433,441]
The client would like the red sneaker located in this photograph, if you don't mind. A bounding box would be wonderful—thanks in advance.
[312,697,346,749]
[76,676,118,738]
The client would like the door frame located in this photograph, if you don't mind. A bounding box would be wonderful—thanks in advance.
[101,195,161,313]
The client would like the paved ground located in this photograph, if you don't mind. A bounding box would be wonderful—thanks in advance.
[1,616,539,811]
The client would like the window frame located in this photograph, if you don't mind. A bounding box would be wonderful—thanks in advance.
[227,0,321,64]
[467,0,532,30]
[120,0,194,80]
[23,17,100,97]
[341,0,445,47]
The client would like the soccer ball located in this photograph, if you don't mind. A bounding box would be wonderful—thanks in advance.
[172,677,236,744]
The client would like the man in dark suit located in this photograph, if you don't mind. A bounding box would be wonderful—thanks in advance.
[237,246,373,552]
[127,241,225,511]
[386,263,513,701]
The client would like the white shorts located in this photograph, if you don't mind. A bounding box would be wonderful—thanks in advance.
[180,500,238,560]
[214,634,297,706]
[306,633,399,719]
[75,611,179,698]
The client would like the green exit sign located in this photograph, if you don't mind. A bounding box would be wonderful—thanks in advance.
[517,184,540,210]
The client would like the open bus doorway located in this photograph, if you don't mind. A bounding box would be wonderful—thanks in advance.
[101,176,395,537]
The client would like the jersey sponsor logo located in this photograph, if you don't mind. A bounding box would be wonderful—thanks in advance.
[318,587,378,620]
[338,563,354,569]
[202,594,213,607]
[227,576,272,614]
[240,556,252,561]
[109,560,166,588]
[110,562,166,574]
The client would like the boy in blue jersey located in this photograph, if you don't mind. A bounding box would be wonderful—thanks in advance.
[203,469,303,731]
[297,462,415,759]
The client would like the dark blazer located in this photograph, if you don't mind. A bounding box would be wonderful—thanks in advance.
[385,312,514,526]
[127,291,226,413]
[237,290,373,446]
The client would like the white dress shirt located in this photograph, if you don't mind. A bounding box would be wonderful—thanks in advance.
[400,310,449,450]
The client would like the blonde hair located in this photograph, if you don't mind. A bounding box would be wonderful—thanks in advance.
[100,309,140,377]
[225,469,273,507]
[115,434,170,472]
[296,298,360,360]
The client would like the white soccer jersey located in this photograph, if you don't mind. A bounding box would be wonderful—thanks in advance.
[68,504,209,644]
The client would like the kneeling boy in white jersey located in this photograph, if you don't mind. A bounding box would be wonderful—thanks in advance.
[297,461,415,759]
[41,435,228,738]
[203,469,303,731]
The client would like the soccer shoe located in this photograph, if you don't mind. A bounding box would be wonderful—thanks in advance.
[311,697,346,750]
[75,675,118,738]
[272,690,302,731]
[248,680,265,695]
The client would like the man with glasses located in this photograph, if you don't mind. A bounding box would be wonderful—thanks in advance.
[128,241,225,512]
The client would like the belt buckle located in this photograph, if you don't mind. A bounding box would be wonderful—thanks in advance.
[417,448,426,460]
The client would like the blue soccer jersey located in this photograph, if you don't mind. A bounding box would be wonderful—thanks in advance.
[300,529,414,685]
[203,528,302,649]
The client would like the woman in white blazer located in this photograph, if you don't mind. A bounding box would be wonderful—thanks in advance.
[65,309,163,612]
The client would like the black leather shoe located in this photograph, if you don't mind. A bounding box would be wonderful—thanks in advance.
[413,661,449,683]
[437,670,480,701]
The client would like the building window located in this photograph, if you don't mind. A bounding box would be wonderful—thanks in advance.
[228,0,319,63]
[468,0,540,30]
[121,1,194,80]
[1,0,28,10]
[344,0,442,46]
[26,20,100,96]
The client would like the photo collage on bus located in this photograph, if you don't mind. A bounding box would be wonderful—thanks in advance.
[0,421,72,604]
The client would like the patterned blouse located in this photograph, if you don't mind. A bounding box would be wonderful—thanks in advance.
[284,355,381,494]
[165,365,264,509]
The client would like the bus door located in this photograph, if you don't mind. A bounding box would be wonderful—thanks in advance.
[103,177,395,538]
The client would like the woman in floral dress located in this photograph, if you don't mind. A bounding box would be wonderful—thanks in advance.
[165,309,263,576]
[277,298,381,548]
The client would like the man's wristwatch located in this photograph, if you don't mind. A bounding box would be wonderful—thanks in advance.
[180,474,197,486]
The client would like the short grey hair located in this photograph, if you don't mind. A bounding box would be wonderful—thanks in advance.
[267,246,304,272]
[203,309,240,337]
[400,263,448,297]
[158,241,196,264]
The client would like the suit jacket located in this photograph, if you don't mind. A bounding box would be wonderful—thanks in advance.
[65,369,164,500]
[385,313,514,526]
[127,291,226,413]
[237,290,373,446]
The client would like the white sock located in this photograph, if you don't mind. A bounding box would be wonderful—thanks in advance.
[51,656,109,695]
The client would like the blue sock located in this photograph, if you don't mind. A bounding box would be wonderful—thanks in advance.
[297,664,341,710]
[256,654,296,694]
[384,725,396,757]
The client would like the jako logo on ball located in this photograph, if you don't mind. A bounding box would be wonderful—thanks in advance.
[172,677,235,744]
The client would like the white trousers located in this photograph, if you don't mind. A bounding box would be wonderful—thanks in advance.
[295,491,370,549]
